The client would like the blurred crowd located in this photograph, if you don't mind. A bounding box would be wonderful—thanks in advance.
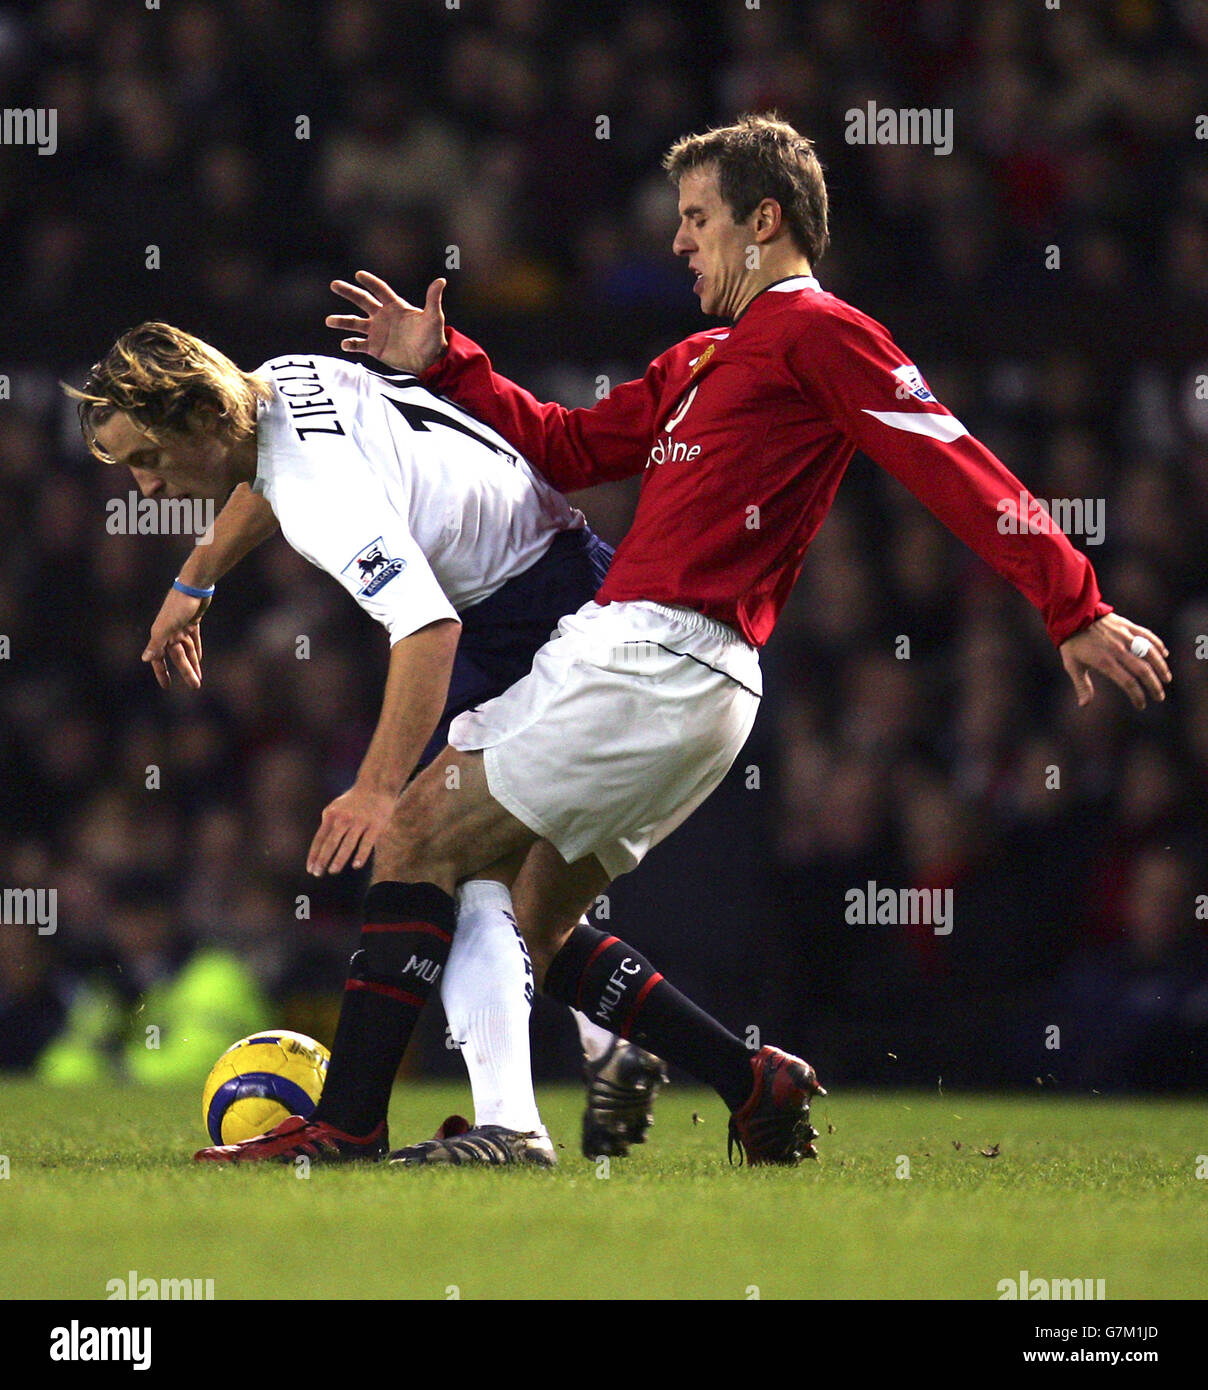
[1,0,1206,1093]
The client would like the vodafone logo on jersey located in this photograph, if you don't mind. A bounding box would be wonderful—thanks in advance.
[647,435,702,467]
[648,384,701,468]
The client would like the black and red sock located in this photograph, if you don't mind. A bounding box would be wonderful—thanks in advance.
[544,924,754,1111]
[313,880,455,1136]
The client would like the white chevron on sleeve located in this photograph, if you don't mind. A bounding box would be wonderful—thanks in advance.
[862,410,968,442]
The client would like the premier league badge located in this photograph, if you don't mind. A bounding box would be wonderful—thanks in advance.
[343,537,406,596]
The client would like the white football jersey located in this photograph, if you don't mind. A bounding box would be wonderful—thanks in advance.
[252,354,583,644]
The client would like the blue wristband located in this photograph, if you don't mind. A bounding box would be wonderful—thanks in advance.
[173,577,215,599]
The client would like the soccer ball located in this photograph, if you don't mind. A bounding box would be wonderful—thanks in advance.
[201,1030,330,1145]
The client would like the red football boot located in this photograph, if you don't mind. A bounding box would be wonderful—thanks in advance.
[194,1114,388,1164]
[727,1046,825,1166]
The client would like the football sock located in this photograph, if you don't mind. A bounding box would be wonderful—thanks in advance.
[441,878,544,1133]
[313,880,456,1136]
[572,1008,618,1064]
[544,924,754,1111]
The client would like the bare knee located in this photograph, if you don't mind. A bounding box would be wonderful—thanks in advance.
[372,773,458,890]
[373,815,452,891]
[372,751,535,893]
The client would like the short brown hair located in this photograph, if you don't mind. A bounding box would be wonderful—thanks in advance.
[64,322,270,463]
[662,112,829,265]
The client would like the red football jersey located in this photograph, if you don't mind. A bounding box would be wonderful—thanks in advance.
[422,275,1110,648]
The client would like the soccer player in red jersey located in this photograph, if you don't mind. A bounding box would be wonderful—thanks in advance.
[314,113,1171,1166]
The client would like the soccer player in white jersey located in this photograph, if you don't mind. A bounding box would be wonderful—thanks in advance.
[68,323,688,1165]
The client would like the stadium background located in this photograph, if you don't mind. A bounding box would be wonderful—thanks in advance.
[1,0,1206,1097]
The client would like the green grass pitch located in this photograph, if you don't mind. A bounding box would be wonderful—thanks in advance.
[1,1080,1204,1301]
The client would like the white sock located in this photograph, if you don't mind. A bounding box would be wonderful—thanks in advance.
[441,878,544,1134]
[573,1010,618,1063]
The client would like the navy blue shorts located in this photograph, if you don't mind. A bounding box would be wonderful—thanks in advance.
[417,527,614,769]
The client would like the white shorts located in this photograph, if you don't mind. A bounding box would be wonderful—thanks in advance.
[449,599,762,879]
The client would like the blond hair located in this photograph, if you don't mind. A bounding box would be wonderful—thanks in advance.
[64,322,270,462]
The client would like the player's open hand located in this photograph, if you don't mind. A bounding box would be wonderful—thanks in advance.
[1059,613,1171,711]
[143,586,209,690]
[307,782,397,876]
[326,272,448,375]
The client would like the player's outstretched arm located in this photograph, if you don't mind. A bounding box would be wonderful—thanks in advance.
[791,308,1173,712]
[327,272,448,374]
[327,270,656,491]
[307,617,462,877]
[1060,613,1171,711]
[142,483,279,689]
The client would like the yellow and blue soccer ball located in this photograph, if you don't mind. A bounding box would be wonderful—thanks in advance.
[201,1030,330,1145]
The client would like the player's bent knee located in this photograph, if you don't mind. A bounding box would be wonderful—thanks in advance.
[374,749,534,889]
[373,809,443,886]
[371,803,490,891]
